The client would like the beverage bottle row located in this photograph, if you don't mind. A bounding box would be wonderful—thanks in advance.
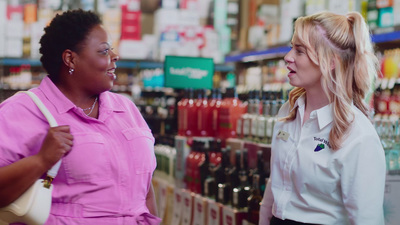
[375,119,400,174]
[184,139,223,194]
[237,90,286,144]
[137,90,177,140]
[177,87,247,140]
[2,65,33,89]
[153,136,177,184]
[204,146,268,225]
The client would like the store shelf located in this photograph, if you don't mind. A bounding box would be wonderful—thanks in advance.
[225,30,400,63]
[372,30,400,43]
[0,58,234,72]
[224,46,291,63]
[0,58,42,67]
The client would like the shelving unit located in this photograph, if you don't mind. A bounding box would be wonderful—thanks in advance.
[0,58,235,72]
[224,30,400,63]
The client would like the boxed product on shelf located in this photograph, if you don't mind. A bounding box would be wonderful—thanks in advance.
[222,204,247,225]
[171,188,184,225]
[181,189,194,225]
[192,194,208,225]
[207,199,222,225]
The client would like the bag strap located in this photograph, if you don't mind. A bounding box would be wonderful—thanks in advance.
[18,91,62,186]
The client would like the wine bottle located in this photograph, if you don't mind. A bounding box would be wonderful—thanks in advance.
[247,174,263,224]
[232,149,251,210]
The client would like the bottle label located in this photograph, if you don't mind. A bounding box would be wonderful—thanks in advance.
[204,179,209,196]
[251,117,258,136]
[237,119,242,136]
[233,189,239,206]
[218,186,224,202]
[266,118,275,137]
[257,119,266,137]
[183,109,188,130]
[212,109,219,131]
[219,108,232,129]
[243,118,250,135]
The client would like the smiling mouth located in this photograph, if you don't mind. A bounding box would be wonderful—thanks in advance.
[107,69,116,80]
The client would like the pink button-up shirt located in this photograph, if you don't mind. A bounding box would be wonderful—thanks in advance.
[0,76,160,225]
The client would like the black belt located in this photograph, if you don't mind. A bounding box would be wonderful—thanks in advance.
[270,216,322,225]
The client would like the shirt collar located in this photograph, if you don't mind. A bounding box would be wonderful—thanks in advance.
[291,94,333,130]
[315,104,333,130]
[37,76,125,114]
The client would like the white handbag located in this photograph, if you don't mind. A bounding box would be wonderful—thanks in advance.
[0,91,62,225]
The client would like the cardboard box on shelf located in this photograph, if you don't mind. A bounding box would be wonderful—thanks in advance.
[207,199,222,225]
[222,205,247,225]
[171,188,184,225]
[181,190,194,225]
[192,194,208,225]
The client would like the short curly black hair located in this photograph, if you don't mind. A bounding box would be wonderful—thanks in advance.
[39,9,102,81]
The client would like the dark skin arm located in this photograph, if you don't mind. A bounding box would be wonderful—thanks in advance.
[0,126,73,207]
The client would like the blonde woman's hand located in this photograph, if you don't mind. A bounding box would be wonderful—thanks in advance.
[37,125,74,170]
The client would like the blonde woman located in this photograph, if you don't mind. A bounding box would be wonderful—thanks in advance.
[259,11,385,225]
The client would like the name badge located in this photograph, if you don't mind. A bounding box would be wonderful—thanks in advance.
[277,130,290,141]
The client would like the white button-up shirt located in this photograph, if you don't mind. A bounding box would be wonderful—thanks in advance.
[259,96,386,225]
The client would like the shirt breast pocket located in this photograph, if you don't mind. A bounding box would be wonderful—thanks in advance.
[122,128,156,174]
[63,132,111,184]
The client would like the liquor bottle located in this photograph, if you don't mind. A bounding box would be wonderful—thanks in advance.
[214,147,229,201]
[255,150,268,193]
[209,139,222,167]
[250,90,261,142]
[177,89,188,136]
[184,139,196,191]
[232,149,251,210]
[266,93,278,144]
[196,89,212,137]
[241,90,254,140]
[185,88,196,137]
[199,143,210,196]
[193,140,206,194]
[241,148,250,183]
[255,91,270,143]
[203,139,221,198]
[209,88,222,138]
[218,87,247,140]
[247,174,263,225]
[217,148,236,205]
[204,163,216,198]
[230,149,242,193]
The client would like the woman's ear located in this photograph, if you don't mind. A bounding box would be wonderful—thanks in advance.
[62,49,75,69]
[330,58,336,71]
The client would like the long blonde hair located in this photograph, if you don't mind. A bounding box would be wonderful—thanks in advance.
[284,11,380,150]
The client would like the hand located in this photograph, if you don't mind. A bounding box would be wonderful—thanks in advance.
[37,125,74,170]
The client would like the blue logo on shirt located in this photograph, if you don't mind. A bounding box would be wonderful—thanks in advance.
[314,143,325,152]
[313,137,331,151]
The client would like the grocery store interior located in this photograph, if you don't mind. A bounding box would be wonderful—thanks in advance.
[1,0,400,224]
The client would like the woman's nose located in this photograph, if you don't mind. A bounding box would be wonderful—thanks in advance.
[111,50,120,62]
[284,52,294,63]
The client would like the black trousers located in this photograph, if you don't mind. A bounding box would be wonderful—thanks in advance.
[270,216,322,225]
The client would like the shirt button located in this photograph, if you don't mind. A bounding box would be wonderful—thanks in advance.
[285,187,290,191]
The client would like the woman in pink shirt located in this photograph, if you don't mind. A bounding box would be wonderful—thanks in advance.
[0,9,160,225]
